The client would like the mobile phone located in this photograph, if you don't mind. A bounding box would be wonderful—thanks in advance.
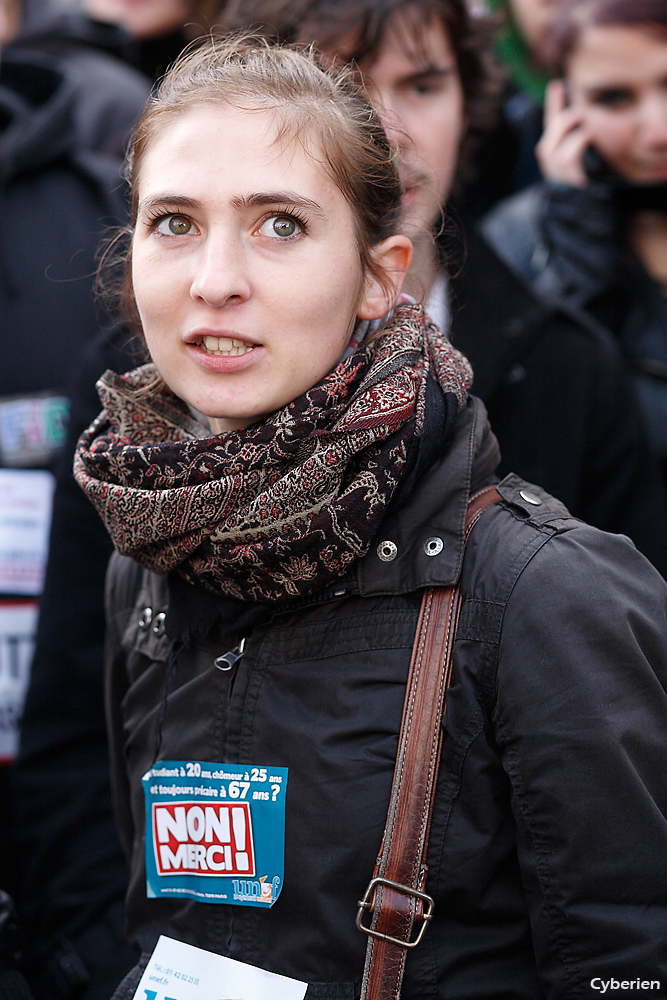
[561,78,615,181]
[582,144,614,181]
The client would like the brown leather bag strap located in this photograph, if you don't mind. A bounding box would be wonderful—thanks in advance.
[357,485,501,1000]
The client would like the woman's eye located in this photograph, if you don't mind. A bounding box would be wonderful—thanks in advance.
[259,215,301,239]
[591,88,632,109]
[156,215,193,236]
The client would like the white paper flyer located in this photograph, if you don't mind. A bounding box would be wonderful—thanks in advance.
[0,468,55,595]
[134,936,308,1000]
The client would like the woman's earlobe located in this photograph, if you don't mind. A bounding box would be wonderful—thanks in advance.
[357,235,413,320]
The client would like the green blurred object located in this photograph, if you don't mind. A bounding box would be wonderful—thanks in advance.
[486,0,550,104]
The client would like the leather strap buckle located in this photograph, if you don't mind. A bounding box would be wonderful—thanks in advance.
[356,877,434,948]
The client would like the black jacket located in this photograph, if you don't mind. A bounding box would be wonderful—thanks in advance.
[105,398,667,998]
[447,221,667,575]
[482,182,667,488]
[0,48,128,407]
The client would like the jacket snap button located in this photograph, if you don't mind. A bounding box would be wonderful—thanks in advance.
[152,612,166,636]
[138,607,153,630]
[377,540,398,562]
[519,489,542,506]
[507,363,526,384]
[424,537,444,557]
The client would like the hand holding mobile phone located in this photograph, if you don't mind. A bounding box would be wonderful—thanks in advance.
[536,79,592,187]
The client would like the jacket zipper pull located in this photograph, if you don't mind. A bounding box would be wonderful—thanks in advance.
[214,637,246,671]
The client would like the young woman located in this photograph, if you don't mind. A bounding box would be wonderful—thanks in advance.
[483,0,667,488]
[74,35,667,999]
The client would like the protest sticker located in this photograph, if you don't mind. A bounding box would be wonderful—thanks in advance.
[134,935,307,1000]
[142,761,288,907]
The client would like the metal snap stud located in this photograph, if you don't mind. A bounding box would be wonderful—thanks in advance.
[138,607,153,630]
[424,536,444,557]
[152,612,166,636]
[519,489,542,506]
[377,540,398,562]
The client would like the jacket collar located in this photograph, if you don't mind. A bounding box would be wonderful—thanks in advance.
[357,396,500,596]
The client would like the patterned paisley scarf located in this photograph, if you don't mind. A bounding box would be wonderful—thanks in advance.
[74,303,472,603]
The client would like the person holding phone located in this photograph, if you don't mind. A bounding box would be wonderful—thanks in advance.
[483,0,667,487]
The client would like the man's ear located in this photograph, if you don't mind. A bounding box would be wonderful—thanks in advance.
[357,235,413,320]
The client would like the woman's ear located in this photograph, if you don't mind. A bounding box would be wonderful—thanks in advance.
[357,235,413,320]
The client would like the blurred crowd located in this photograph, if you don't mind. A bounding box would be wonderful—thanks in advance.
[1,0,666,995]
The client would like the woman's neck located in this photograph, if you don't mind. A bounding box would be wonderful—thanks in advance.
[628,210,667,297]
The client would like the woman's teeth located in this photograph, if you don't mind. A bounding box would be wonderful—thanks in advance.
[199,336,254,356]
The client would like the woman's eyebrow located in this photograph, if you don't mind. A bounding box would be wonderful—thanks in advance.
[138,194,199,215]
[137,192,328,219]
[231,191,327,219]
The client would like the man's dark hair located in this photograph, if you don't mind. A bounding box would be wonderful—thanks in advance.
[219,0,502,191]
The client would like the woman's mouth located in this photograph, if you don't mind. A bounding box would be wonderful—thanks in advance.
[197,336,255,357]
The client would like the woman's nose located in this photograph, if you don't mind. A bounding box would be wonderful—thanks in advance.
[189,232,251,307]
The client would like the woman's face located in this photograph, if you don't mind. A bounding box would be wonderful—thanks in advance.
[567,25,667,184]
[131,105,387,433]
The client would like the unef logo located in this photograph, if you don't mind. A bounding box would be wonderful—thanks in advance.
[232,875,281,904]
[152,802,255,876]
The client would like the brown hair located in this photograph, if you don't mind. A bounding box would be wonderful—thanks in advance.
[108,32,403,329]
[218,0,502,190]
[545,0,667,73]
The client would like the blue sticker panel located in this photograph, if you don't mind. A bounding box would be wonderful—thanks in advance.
[142,761,288,907]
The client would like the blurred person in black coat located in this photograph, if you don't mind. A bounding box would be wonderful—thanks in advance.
[0,0,128,871]
[3,0,150,157]
[0,0,134,990]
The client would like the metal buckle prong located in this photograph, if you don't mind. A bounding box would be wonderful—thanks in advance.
[355,876,434,948]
